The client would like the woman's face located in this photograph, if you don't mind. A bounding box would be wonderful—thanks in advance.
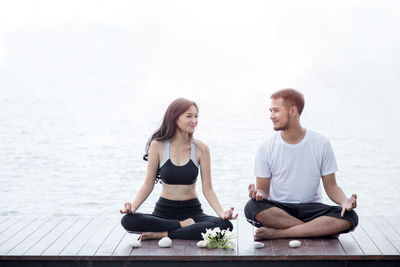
[176,105,198,134]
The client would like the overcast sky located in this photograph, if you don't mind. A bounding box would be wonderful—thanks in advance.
[1,0,399,102]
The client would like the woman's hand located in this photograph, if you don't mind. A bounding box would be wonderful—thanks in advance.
[120,202,136,214]
[219,207,238,220]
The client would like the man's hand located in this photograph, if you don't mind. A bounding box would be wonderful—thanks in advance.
[248,184,264,201]
[341,194,357,217]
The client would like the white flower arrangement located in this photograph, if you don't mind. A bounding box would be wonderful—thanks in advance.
[197,227,236,249]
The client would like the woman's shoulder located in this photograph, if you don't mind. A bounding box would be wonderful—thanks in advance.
[149,139,165,152]
[192,138,209,154]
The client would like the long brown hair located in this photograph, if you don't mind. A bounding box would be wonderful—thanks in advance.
[143,98,198,160]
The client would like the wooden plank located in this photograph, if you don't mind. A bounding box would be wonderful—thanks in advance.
[42,217,92,256]
[301,239,326,255]
[362,216,398,255]
[254,240,274,256]
[385,215,400,230]
[112,231,132,256]
[288,239,309,256]
[95,219,126,256]
[0,217,20,235]
[351,223,382,255]
[59,217,107,256]
[338,232,364,255]
[0,218,34,246]
[129,239,156,257]
[383,216,400,253]
[184,240,203,256]
[160,239,187,257]
[78,217,118,256]
[0,218,47,254]
[237,213,256,256]
[0,217,9,225]
[199,240,236,257]
[141,239,184,257]
[271,239,291,256]
[2,215,400,261]
[7,217,64,255]
[144,239,169,256]
[321,238,345,255]
[25,217,79,256]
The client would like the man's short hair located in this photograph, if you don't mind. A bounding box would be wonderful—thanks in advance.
[271,89,305,116]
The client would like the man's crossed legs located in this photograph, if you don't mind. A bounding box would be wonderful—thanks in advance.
[244,199,358,240]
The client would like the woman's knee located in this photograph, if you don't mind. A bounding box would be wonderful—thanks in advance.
[121,213,142,231]
[218,219,233,231]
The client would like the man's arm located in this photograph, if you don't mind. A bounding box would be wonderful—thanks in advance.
[322,173,357,216]
[248,177,271,201]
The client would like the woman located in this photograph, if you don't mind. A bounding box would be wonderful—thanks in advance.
[120,98,237,240]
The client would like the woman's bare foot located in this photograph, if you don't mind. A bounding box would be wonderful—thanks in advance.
[254,227,279,240]
[180,218,195,228]
[141,231,168,240]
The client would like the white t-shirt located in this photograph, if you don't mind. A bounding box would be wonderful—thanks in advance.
[254,129,338,203]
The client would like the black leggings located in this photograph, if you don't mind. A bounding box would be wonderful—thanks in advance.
[121,197,233,240]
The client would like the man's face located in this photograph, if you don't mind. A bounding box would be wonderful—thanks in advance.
[269,98,290,131]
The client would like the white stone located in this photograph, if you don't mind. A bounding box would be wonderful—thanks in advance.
[130,236,141,248]
[158,237,172,248]
[289,240,301,248]
[197,240,208,248]
[254,242,264,249]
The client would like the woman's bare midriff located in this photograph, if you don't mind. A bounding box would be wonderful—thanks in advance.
[160,183,198,200]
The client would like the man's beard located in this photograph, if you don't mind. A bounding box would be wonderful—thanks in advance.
[273,114,290,131]
[273,124,288,131]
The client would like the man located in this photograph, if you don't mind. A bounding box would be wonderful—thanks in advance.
[244,89,358,240]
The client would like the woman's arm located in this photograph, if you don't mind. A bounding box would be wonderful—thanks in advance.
[198,141,237,220]
[121,140,161,214]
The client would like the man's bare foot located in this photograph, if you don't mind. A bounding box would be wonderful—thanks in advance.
[141,231,168,240]
[254,227,279,240]
[180,218,195,228]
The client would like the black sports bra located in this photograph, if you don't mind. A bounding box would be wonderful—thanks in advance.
[159,140,199,185]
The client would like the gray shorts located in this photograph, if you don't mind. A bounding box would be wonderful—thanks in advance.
[244,199,358,233]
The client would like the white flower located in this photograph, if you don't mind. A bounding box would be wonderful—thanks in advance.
[225,241,236,250]
[201,231,212,241]
[224,231,237,239]
[198,227,237,250]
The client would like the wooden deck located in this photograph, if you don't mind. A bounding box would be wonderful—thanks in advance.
[0,215,399,266]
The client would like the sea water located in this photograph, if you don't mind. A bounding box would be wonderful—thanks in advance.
[1,0,399,217]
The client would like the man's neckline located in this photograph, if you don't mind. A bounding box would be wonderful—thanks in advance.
[279,128,308,145]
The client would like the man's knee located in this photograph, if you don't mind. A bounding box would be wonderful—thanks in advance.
[254,207,285,221]
[244,199,254,220]
[335,217,352,229]
[244,199,281,226]
[342,209,358,232]
[244,199,265,220]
